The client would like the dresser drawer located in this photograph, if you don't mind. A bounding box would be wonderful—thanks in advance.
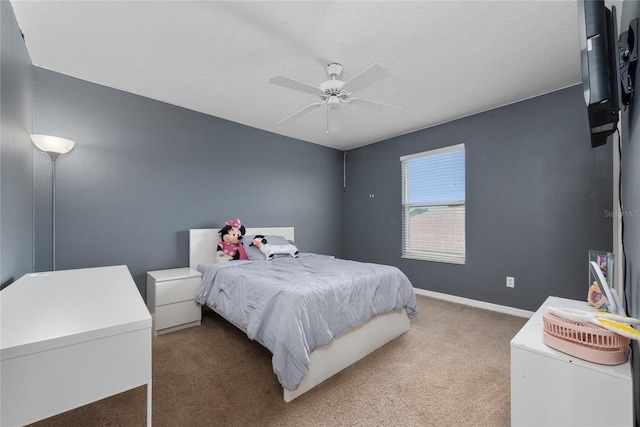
[156,277,201,306]
[155,300,201,331]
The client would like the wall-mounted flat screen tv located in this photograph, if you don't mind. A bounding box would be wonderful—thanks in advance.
[577,0,620,147]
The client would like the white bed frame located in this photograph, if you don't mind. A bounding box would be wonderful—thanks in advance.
[189,227,411,402]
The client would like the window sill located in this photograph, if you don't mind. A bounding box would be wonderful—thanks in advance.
[402,253,465,265]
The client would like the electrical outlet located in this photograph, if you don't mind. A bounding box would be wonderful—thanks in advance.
[506,276,515,288]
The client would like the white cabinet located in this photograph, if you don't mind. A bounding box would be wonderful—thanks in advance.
[147,267,202,335]
[511,296,633,426]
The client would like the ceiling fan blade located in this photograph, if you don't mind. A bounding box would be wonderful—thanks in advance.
[277,102,324,125]
[345,97,402,113]
[342,63,390,93]
[269,76,320,95]
[327,103,341,133]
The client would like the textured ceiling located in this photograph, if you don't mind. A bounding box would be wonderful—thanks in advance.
[11,1,590,151]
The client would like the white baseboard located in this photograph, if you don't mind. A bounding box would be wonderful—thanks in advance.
[414,288,534,318]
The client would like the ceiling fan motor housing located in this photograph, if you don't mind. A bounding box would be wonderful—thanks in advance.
[319,79,347,101]
[321,63,348,101]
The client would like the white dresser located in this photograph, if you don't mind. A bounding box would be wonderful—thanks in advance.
[0,265,152,427]
[511,296,633,426]
[147,267,202,335]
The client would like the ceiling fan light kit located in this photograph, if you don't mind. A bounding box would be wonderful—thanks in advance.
[269,63,401,134]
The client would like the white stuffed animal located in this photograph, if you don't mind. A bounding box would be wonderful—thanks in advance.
[250,235,299,260]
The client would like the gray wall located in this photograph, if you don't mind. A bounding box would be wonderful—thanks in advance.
[344,85,613,312]
[32,68,344,299]
[620,3,640,423]
[0,1,34,288]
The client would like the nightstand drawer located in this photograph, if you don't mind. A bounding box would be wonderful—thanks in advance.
[156,277,201,306]
[155,300,201,331]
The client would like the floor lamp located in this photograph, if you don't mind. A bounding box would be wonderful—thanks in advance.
[31,134,75,271]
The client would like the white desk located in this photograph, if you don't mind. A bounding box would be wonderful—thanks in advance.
[0,265,152,427]
[511,296,633,426]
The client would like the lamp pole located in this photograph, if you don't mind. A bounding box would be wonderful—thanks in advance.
[50,154,59,271]
[30,134,75,272]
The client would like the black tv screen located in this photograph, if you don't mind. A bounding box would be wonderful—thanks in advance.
[577,0,620,147]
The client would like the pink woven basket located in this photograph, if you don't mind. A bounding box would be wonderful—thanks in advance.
[542,312,629,365]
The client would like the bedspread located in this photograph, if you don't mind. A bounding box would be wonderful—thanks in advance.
[195,253,418,391]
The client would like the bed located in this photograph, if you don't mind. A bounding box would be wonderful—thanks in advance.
[189,227,418,402]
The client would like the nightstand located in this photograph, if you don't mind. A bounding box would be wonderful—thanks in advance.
[146,267,202,336]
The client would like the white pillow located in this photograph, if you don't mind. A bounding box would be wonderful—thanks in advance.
[244,235,291,260]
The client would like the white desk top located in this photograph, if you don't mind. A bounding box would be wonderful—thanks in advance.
[510,296,632,380]
[1,265,151,361]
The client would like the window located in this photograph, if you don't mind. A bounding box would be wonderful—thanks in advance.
[401,143,465,264]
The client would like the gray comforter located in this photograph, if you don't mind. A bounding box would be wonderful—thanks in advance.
[195,253,418,391]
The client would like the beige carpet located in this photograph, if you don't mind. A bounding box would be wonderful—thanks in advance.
[29,295,527,427]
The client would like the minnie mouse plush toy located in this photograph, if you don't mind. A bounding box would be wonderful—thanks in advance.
[215,218,248,263]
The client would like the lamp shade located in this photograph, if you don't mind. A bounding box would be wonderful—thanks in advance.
[31,134,75,160]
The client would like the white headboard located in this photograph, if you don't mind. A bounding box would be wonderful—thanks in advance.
[189,227,295,269]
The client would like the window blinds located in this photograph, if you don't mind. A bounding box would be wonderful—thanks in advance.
[401,143,465,264]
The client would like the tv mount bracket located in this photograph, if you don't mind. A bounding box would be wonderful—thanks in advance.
[619,18,639,106]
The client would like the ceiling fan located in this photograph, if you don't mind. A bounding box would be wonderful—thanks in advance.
[269,63,401,133]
